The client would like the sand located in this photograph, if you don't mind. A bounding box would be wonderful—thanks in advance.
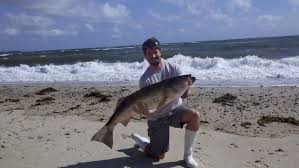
[0,84,298,168]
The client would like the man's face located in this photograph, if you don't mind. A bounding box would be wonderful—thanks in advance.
[144,48,162,66]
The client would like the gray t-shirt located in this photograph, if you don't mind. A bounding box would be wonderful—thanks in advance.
[139,60,183,120]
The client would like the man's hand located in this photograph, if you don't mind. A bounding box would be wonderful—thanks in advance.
[132,102,151,115]
[181,88,190,98]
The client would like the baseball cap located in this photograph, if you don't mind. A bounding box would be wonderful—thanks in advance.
[142,37,161,52]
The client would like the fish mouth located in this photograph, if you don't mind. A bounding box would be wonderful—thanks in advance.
[187,75,196,85]
[191,76,196,83]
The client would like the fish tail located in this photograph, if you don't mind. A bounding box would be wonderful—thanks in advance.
[91,125,113,149]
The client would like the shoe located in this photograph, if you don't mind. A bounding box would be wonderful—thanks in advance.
[184,154,199,168]
[131,133,149,150]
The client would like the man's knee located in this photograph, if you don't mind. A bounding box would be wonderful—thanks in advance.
[187,110,200,123]
[144,145,166,160]
[192,111,200,123]
[185,110,200,131]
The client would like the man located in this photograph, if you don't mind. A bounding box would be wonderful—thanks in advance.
[131,37,200,168]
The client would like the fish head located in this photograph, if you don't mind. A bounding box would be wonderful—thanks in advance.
[181,74,196,86]
[168,74,196,88]
[188,74,196,85]
[175,74,196,85]
[165,74,196,96]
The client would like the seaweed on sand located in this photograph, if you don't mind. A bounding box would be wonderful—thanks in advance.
[257,116,299,126]
[84,91,112,102]
[213,93,237,106]
[36,87,58,95]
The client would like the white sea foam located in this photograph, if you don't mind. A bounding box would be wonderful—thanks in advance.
[0,54,11,57]
[0,54,299,86]
[190,41,201,44]
[167,54,299,80]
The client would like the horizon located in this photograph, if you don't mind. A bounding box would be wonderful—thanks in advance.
[2,34,298,53]
[1,0,299,52]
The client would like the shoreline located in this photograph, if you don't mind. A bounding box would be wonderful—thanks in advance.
[0,81,298,88]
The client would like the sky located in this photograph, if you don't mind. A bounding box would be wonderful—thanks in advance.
[1,0,299,51]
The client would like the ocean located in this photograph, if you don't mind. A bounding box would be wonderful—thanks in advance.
[1,35,299,87]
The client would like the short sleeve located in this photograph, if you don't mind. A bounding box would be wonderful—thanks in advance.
[139,80,147,89]
[175,64,182,76]
[139,75,150,89]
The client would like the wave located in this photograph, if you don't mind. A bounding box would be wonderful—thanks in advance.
[0,54,298,85]
[0,54,11,57]
[167,54,299,80]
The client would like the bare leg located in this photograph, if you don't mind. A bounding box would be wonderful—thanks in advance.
[182,108,200,131]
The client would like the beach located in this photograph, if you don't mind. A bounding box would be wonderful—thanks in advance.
[1,1,299,167]
[0,84,298,168]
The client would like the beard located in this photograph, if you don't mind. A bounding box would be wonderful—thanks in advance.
[149,58,161,66]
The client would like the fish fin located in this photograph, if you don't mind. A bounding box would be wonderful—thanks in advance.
[120,118,130,127]
[91,125,113,149]
[116,97,126,107]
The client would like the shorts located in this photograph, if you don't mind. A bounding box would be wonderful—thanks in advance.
[146,105,188,157]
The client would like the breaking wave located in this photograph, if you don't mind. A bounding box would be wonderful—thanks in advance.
[0,54,299,86]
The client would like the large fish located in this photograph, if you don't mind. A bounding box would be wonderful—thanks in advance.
[91,74,196,148]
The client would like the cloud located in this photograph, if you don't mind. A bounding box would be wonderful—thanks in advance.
[193,22,201,28]
[6,13,54,28]
[148,10,180,22]
[128,23,143,30]
[289,0,299,7]
[162,0,215,15]
[1,13,79,37]
[85,24,95,32]
[0,1,131,37]
[161,0,185,6]
[1,0,130,23]
[161,0,233,24]
[101,3,129,20]
[1,13,77,37]
[209,9,233,24]
[184,0,214,16]
[257,14,283,27]
[111,34,121,39]
[229,0,251,11]
[257,15,282,22]
[177,28,186,32]
[32,29,77,36]
[2,28,19,36]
